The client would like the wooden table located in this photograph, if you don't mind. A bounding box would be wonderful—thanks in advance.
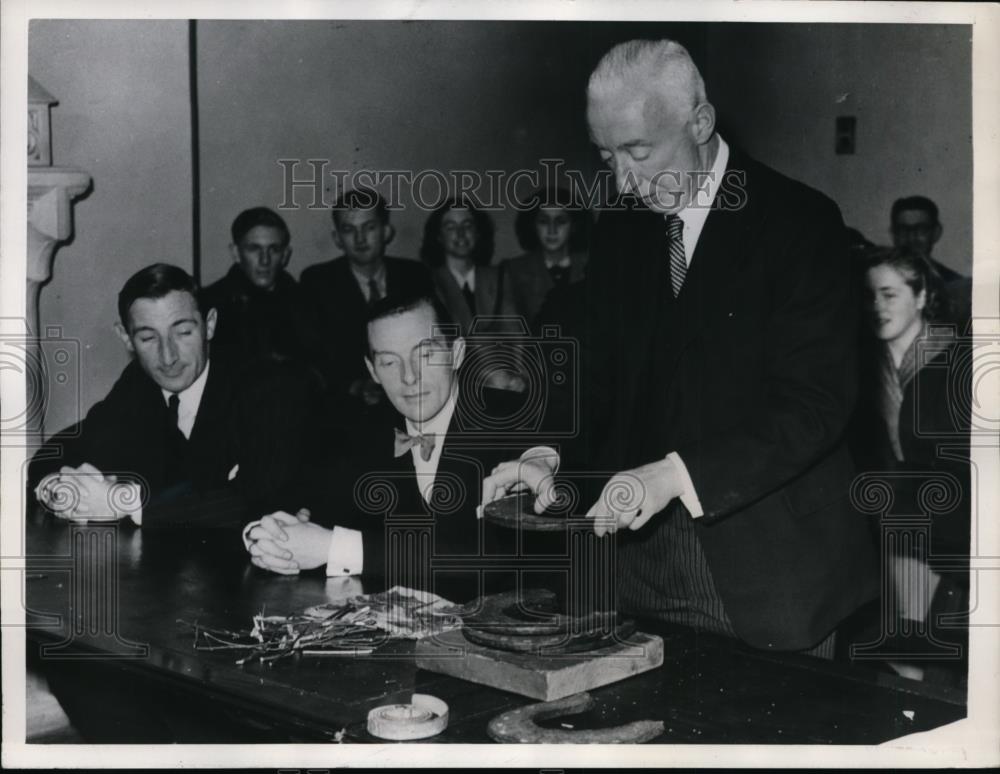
[22,512,966,744]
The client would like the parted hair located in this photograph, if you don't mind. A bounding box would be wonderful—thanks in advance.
[117,263,204,329]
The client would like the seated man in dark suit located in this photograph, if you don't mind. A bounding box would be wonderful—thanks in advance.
[299,189,434,411]
[200,207,318,381]
[30,263,310,528]
[243,291,559,602]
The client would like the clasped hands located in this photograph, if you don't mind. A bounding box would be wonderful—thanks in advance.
[481,453,685,536]
[245,509,331,575]
[35,463,141,522]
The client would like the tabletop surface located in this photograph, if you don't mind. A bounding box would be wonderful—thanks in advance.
[21,513,966,745]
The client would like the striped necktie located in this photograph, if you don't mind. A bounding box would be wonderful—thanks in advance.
[666,214,686,297]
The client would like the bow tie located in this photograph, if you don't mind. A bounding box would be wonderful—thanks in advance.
[393,428,437,462]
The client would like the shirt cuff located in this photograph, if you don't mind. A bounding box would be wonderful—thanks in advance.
[326,526,363,577]
[666,452,704,518]
[520,446,560,474]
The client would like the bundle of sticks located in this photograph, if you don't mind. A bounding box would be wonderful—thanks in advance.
[178,604,385,666]
[177,586,463,666]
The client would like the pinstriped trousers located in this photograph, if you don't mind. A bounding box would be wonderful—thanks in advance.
[616,503,836,659]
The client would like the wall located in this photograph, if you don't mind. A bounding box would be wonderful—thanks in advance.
[30,21,973,430]
[195,20,698,284]
[706,23,973,274]
[28,20,192,434]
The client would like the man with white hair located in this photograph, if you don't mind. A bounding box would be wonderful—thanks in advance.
[483,39,878,656]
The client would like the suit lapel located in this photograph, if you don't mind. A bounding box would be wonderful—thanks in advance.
[474,265,496,319]
[335,257,368,312]
[433,267,474,333]
[667,153,757,352]
[186,361,232,481]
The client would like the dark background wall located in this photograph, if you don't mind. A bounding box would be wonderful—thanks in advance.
[29,20,972,432]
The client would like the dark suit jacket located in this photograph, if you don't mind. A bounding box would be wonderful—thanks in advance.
[430,264,520,336]
[200,265,319,380]
[29,359,311,528]
[285,388,562,602]
[298,256,433,396]
[574,147,879,649]
[851,336,971,561]
[505,250,587,327]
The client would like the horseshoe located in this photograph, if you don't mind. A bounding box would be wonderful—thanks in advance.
[487,692,664,744]
[463,617,635,654]
[482,492,570,531]
[461,589,564,635]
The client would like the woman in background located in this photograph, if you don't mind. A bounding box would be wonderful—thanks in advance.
[506,186,590,329]
[850,246,970,685]
[420,197,524,391]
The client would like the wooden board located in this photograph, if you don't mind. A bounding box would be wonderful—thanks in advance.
[414,628,664,701]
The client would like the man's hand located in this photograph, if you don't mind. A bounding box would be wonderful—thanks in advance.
[480,450,560,516]
[586,457,685,536]
[246,510,329,575]
[37,463,135,521]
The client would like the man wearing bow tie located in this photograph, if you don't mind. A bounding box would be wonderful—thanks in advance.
[243,291,555,600]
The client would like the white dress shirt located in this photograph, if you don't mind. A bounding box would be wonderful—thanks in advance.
[448,263,476,292]
[161,359,211,439]
[129,361,213,524]
[325,387,460,576]
[406,387,459,504]
[350,263,387,302]
[674,135,730,266]
[660,135,730,519]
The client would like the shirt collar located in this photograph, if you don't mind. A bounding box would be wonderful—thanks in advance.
[676,134,729,228]
[544,254,572,270]
[405,383,459,439]
[448,263,476,291]
[350,262,386,289]
[162,359,211,409]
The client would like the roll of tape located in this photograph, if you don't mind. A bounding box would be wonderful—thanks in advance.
[366,693,449,740]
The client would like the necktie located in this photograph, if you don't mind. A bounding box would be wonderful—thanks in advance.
[164,394,188,484]
[393,428,436,462]
[462,282,477,315]
[666,214,687,297]
[368,278,381,305]
[167,393,180,427]
[548,264,570,287]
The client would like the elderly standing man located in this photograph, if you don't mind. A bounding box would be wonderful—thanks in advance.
[482,39,878,655]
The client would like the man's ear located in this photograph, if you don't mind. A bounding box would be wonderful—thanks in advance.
[931,222,943,246]
[204,308,218,341]
[228,243,241,264]
[114,321,135,354]
[451,337,466,372]
[915,288,927,313]
[332,229,344,251]
[690,101,716,145]
[280,246,293,269]
[364,356,380,384]
[382,222,396,246]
